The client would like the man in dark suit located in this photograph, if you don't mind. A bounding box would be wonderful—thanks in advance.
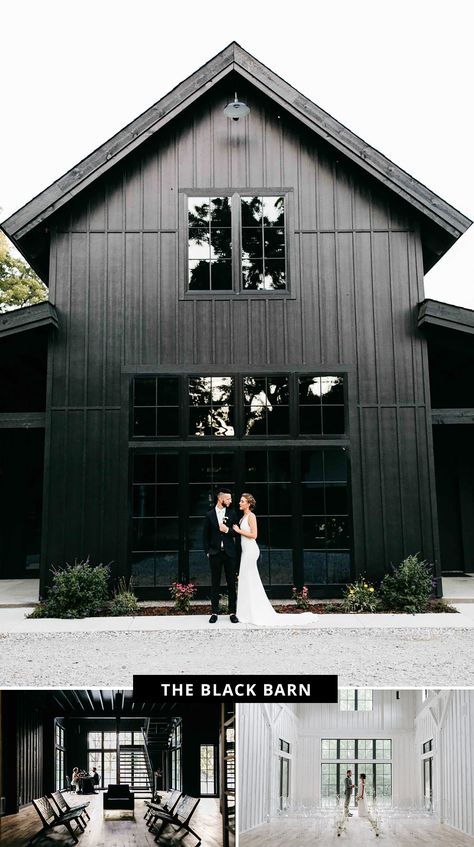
[203,487,239,624]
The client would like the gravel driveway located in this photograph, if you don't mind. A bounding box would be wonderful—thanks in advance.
[1,625,473,688]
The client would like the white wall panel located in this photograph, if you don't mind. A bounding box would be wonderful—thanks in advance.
[239,704,299,831]
[415,690,474,837]
[240,693,474,835]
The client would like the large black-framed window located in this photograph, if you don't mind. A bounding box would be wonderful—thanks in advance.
[55,722,66,792]
[321,738,392,808]
[129,372,350,594]
[130,445,351,591]
[131,374,346,441]
[187,192,287,293]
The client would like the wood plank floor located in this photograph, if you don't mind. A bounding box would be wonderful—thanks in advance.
[240,815,474,846]
[0,795,222,847]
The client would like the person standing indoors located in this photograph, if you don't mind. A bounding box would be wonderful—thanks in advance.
[344,769,354,816]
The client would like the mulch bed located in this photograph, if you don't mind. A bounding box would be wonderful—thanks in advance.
[134,600,457,616]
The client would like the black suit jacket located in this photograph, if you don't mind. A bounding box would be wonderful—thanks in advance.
[203,507,238,557]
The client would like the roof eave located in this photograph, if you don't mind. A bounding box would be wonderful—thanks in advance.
[418,298,474,336]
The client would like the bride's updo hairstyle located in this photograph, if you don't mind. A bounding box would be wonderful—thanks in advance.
[241,493,256,511]
[360,773,366,780]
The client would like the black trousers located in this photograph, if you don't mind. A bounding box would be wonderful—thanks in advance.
[209,550,237,614]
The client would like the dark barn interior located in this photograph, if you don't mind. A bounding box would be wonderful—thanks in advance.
[0,689,235,846]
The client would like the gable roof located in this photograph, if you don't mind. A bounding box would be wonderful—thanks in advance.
[1,42,471,279]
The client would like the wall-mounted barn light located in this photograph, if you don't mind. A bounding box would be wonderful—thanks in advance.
[224,93,250,121]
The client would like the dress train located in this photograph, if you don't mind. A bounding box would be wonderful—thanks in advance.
[236,516,316,627]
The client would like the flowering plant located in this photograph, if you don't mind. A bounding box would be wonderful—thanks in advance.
[169,581,197,612]
[291,585,311,611]
[342,577,378,613]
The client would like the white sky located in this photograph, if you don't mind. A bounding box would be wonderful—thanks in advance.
[1,0,473,306]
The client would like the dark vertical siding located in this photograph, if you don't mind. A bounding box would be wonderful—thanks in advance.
[16,699,43,807]
[41,80,438,588]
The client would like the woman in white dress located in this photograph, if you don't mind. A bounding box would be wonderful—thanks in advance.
[356,773,368,818]
[233,493,316,626]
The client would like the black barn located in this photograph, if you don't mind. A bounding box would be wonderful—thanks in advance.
[0,43,472,599]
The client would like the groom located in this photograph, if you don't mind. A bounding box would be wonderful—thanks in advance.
[203,487,239,624]
[344,770,354,816]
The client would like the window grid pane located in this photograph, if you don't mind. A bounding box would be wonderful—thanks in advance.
[241,196,286,290]
[200,744,216,795]
[321,742,392,808]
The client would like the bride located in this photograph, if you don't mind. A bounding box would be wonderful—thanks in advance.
[233,493,316,626]
[356,773,368,818]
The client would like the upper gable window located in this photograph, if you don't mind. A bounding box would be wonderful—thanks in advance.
[188,196,232,291]
[241,196,285,290]
[187,192,287,293]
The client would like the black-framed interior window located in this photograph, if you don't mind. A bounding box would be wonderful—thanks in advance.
[131,374,346,441]
[187,192,287,292]
[422,739,433,754]
[55,722,66,792]
[200,743,218,795]
[169,720,182,791]
[321,739,392,760]
[339,689,373,711]
[280,739,290,753]
[321,738,392,808]
[423,756,433,810]
[87,731,118,788]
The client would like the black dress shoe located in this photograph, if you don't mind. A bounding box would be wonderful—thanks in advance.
[229,613,239,623]
[209,614,218,624]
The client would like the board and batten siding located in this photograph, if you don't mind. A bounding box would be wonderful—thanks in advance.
[239,704,298,833]
[415,691,474,837]
[42,78,438,585]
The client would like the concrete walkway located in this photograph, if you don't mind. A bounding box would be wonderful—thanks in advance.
[0,606,473,632]
[0,579,39,606]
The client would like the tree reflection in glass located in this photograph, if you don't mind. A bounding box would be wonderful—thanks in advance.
[188,197,232,290]
[299,375,345,435]
[188,376,235,436]
[243,376,289,435]
[241,195,286,290]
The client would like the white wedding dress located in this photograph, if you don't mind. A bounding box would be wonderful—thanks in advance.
[357,781,368,817]
[236,515,316,626]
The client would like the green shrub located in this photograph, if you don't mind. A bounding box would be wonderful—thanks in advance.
[380,554,433,613]
[34,560,110,619]
[291,585,311,610]
[27,604,47,619]
[342,577,379,613]
[109,578,140,616]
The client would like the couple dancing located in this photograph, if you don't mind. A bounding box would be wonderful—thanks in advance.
[203,487,315,626]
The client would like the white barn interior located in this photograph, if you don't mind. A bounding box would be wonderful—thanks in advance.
[238,690,474,845]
